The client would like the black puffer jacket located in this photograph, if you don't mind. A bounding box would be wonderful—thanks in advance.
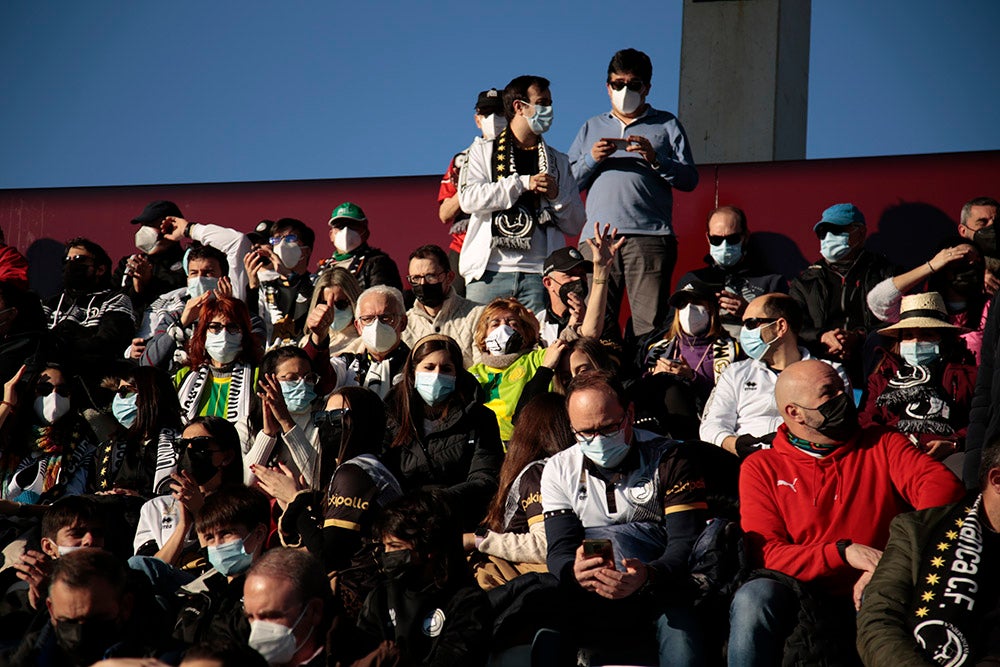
[382,397,502,531]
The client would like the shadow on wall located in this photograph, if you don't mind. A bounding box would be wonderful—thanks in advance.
[26,238,65,302]
[746,232,810,282]
[866,202,957,270]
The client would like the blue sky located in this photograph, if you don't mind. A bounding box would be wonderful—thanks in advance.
[1,0,998,189]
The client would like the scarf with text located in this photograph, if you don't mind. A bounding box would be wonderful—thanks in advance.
[489,127,553,250]
[875,363,955,436]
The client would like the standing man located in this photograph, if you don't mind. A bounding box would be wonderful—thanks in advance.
[957,196,1000,295]
[458,75,585,314]
[116,200,187,314]
[569,48,699,340]
[438,88,507,297]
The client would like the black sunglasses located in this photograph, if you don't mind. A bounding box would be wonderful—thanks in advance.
[742,317,778,330]
[608,79,644,92]
[114,385,137,399]
[708,233,743,246]
[36,381,71,397]
[206,322,241,335]
[177,436,222,455]
[313,408,349,427]
[815,224,857,240]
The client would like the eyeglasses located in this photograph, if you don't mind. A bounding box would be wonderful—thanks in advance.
[708,233,743,246]
[406,271,446,285]
[276,373,320,386]
[608,79,644,92]
[270,234,299,246]
[358,314,400,327]
[742,317,778,330]
[313,408,349,426]
[62,255,94,266]
[573,413,627,445]
[36,381,71,397]
[206,322,241,335]
[114,385,138,399]
[177,436,222,455]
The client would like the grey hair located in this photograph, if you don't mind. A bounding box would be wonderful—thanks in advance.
[960,197,999,227]
[246,547,327,606]
[356,284,405,317]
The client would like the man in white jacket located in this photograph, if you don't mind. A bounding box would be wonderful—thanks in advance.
[458,74,585,314]
[700,293,851,459]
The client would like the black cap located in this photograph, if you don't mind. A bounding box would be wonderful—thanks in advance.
[543,247,593,277]
[247,219,273,245]
[131,200,182,225]
[669,280,722,308]
[475,88,504,116]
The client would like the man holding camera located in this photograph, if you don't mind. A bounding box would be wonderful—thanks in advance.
[569,48,698,340]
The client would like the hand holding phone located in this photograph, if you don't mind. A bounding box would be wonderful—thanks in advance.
[582,538,615,565]
[601,138,633,151]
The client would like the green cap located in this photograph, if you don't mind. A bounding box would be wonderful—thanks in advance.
[328,201,367,225]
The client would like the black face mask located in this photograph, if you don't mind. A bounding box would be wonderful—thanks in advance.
[179,449,218,486]
[318,421,346,452]
[973,226,998,259]
[63,262,96,292]
[381,548,417,582]
[558,279,588,309]
[811,393,859,444]
[55,617,123,666]
[412,282,446,308]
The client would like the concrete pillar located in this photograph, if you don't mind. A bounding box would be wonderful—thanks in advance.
[678,0,811,163]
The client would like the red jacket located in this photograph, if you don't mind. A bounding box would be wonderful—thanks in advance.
[740,424,964,595]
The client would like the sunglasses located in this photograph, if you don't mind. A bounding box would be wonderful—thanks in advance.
[708,233,743,246]
[270,234,299,246]
[114,385,137,399]
[608,79,644,92]
[815,224,857,240]
[331,299,351,311]
[742,317,778,330]
[36,381,71,397]
[313,408,349,426]
[177,436,222,455]
[206,322,241,335]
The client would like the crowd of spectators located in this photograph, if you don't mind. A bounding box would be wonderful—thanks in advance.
[0,48,997,667]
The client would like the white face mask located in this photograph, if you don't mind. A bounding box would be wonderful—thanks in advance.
[134,225,160,254]
[34,393,71,424]
[333,228,362,255]
[330,306,354,333]
[481,113,507,141]
[248,605,310,666]
[361,320,398,354]
[611,86,643,115]
[485,324,516,356]
[204,330,243,364]
[273,241,303,270]
[57,545,83,557]
[186,276,219,299]
[679,303,711,336]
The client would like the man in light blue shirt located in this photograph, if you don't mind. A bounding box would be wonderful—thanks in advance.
[569,48,698,340]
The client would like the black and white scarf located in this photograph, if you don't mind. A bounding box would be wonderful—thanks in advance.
[907,495,995,665]
[875,364,955,436]
[178,363,254,426]
[489,128,553,251]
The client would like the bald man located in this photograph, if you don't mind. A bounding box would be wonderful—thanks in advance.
[726,360,964,667]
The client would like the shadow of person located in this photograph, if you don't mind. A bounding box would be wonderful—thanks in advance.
[866,202,957,269]
[746,231,810,282]
[26,238,66,301]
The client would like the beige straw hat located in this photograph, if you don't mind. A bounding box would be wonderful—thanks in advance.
[877,292,969,337]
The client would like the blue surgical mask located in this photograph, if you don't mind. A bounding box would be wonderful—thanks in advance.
[208,537,253,577]
[329,306,354,333]
[739,321,778,361]
[710,240,743,268]
[577,428,631,469]
[111,393,138,428]
[187,276,219,299]
[526,104,553,135]
[280,379,318,414]
[205,331,243,364]
[820,231,853,263]
[899,340,940,367]
[414,372,456,406]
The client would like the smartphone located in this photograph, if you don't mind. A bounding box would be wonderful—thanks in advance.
[582,538,615,563]
[602,138,632,151]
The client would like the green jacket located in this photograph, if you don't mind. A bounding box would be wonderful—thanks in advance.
[856,503,954,667]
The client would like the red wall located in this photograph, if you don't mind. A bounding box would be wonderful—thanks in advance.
[0,150,997,299]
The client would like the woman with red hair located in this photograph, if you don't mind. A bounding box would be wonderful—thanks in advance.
[175,296,262,454]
